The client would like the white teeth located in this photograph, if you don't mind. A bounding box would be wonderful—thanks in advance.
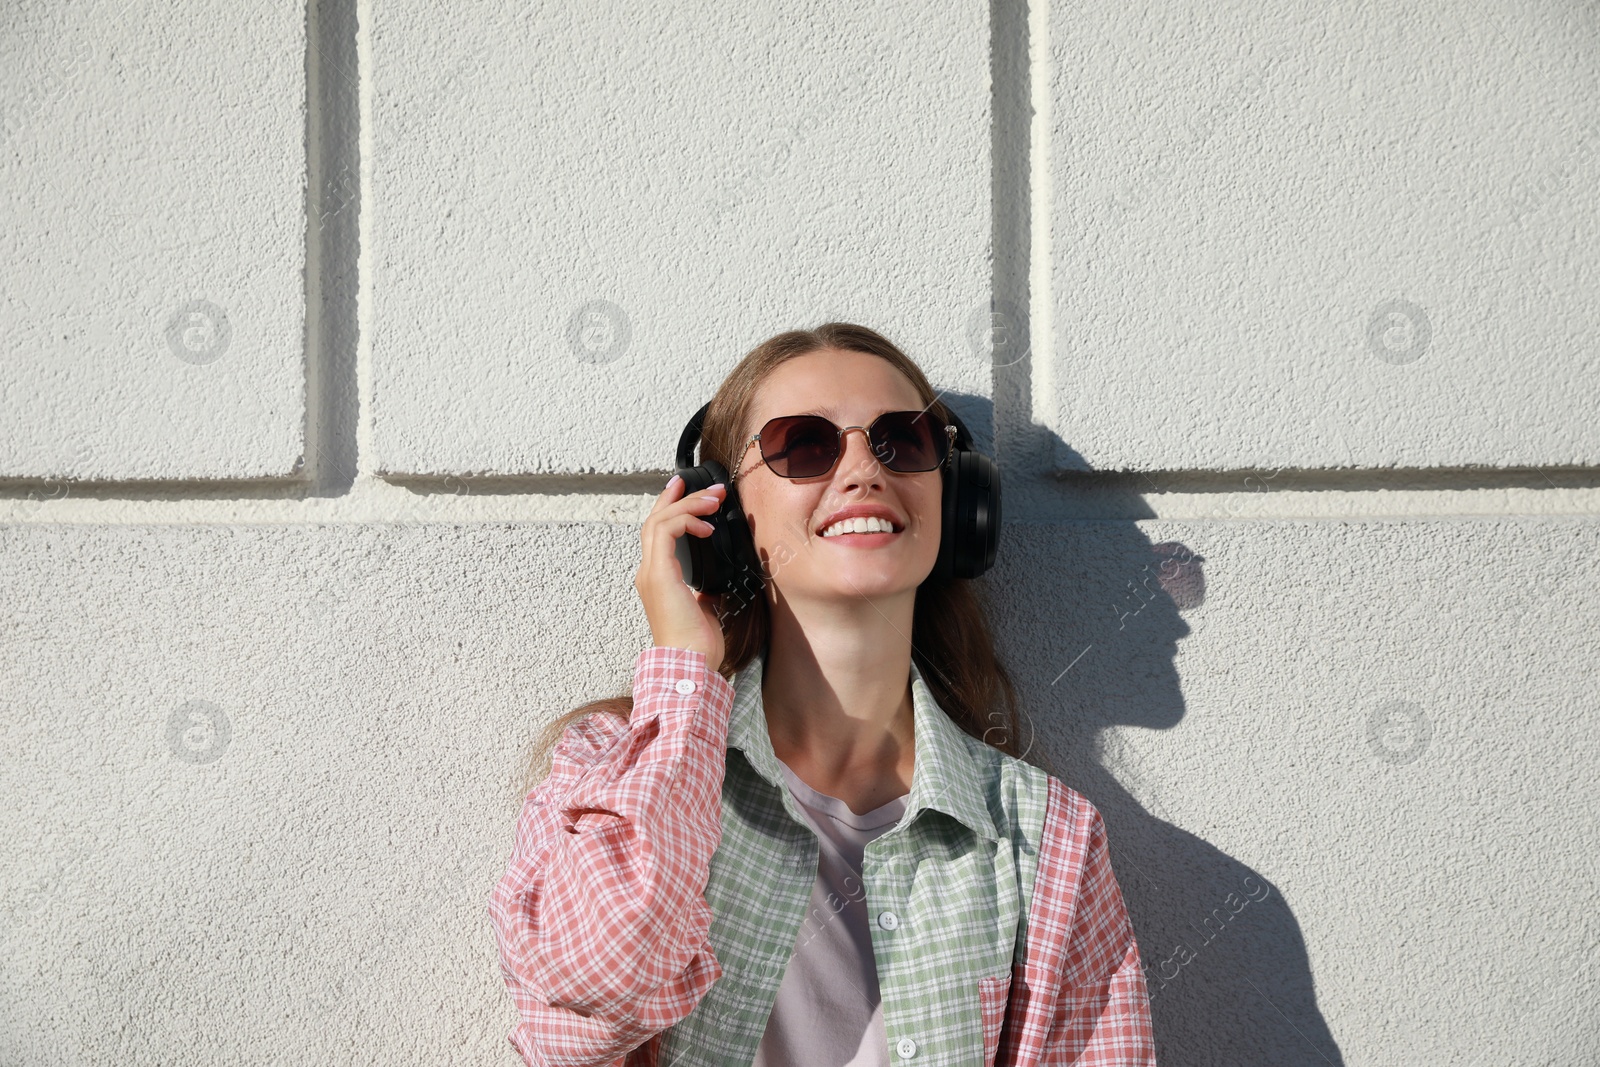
[821,516,895,537]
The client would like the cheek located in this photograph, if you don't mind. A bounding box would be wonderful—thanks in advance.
[740,486,813,550]
[913,481,944,531]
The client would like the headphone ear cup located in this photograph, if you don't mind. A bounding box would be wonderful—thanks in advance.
[936,448,1003,580]
[967,451,1002,577]
[672,459,724,593]
[936,456,959,580]
[672,460,765,612]
[715,484,766,618]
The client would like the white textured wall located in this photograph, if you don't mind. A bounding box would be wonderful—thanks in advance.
[3,1,1596,1065]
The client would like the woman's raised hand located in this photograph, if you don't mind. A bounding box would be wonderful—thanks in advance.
[635,475,728,669]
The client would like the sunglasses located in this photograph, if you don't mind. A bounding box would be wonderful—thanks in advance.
[732,410,957,481]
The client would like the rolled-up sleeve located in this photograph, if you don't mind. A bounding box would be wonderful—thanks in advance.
[487,646,736,1067]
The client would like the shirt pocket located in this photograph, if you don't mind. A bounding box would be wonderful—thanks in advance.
[978,972,1011,1067]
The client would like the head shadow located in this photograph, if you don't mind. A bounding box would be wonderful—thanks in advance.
[937,389,1346,1067]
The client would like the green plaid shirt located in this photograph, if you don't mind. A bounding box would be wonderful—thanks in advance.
[657,648,1051,1067]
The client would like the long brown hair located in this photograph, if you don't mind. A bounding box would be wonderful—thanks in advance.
[516,323,1030,799]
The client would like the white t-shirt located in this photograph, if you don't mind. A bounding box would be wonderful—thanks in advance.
[752,760,910,1067]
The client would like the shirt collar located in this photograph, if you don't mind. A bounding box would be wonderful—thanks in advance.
[726,647,1000,842]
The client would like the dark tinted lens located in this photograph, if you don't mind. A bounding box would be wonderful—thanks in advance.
[760,415,840,478]
[870,411,946,472]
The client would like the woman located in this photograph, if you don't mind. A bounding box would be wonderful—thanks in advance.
[488,323,1156,1066]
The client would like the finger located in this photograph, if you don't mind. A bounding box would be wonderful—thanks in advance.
[648,474,687,515]
[644,498,722,544]
[646,482,727,527]
[641,487,726,572]
[638,510,717,584]
[672,515,715,538]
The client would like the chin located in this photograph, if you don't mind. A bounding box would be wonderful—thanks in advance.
[819,568,926,600]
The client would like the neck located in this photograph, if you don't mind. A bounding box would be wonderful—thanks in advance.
[760,585,917,808]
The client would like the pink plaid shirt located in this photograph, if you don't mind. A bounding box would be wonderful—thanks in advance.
[488,646,1156,1066]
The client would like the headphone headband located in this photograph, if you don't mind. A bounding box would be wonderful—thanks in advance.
[676,403,712,471]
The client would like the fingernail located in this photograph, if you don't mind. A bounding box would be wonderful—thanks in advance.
[667,474,681,489]
[708,482,725,492]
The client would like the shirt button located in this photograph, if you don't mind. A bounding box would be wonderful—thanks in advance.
[877,911,900,931]
[896,1037,918,1059]
[675,678,697,695]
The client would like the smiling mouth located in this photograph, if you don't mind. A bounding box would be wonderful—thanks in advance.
[819,518,901,538]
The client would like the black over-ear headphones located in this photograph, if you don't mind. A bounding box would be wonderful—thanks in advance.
[672,401,1002,617]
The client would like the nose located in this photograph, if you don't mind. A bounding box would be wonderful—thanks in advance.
[834,426,885,492]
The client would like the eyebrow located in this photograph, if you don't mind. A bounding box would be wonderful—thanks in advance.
[752,406,911,433]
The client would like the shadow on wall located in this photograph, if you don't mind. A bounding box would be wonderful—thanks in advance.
[942,392,1346,1067]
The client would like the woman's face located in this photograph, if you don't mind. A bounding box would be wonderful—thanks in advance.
[733,348,945,606]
